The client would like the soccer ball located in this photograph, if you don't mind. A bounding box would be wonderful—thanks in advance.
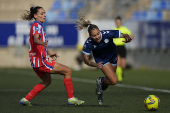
[144,95,160,111]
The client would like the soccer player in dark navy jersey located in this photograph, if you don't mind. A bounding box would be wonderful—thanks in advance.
[82,30,120,66]
[76,15,132,105]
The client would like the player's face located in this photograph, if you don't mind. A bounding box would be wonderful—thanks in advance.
[34,8,46,23]
[90,29,101,43]
[116,19,122,28]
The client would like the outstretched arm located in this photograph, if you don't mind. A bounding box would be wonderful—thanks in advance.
[48,49,59,61]
[83,54,103,69]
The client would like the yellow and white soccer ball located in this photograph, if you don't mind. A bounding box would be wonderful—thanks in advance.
[144,95,160,111]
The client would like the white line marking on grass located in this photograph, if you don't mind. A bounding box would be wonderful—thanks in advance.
[115,84,170,93]
[3,69,170,93]
[51,75,170,93]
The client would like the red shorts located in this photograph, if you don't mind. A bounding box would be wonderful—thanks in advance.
[33,61,55,77]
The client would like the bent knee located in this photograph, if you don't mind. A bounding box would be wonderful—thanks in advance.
[67,68,72,75]
[43,80,51,87]
[110,79,118,85]
[64,68,72,79]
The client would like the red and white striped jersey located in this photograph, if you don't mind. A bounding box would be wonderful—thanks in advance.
[29,21,52,69]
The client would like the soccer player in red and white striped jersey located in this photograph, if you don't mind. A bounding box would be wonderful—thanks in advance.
[29,20,53,69]
[19,6,84,106]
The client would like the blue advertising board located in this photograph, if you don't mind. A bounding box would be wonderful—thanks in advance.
[0,22,77,48]
[138,21,170,49]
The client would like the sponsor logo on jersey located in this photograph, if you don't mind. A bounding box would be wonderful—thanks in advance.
[35,27,39,31]
[29,53,36,56]
[104,39,109,43]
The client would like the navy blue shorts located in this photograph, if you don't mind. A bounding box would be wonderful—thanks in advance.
[102,56,118,67]
[95,56,118,67]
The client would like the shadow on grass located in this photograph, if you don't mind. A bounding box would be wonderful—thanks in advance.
[138,109,158,112]
[33,104,115,107]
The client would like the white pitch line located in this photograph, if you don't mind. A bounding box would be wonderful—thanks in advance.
[51,75,170,93]
[2,70,170,93]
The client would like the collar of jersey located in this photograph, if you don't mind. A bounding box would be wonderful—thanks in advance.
[115,26,123,29]
[34,21,42,26]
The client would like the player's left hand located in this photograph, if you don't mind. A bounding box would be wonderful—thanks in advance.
[50,53,59,61]
[122,34,132,43]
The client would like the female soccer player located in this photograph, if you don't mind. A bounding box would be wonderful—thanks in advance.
[19,6,84,106]
[75,15,131,105]
[112,16,134,82]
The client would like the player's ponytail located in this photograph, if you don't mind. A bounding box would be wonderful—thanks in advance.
[76,15,99,35]
[21,6,42,21]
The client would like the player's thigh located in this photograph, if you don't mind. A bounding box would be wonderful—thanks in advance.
[101,63,117,84]
[50,62,72,75]
[111,65,117,73]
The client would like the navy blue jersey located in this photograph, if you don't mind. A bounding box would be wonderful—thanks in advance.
[82,30,121,64]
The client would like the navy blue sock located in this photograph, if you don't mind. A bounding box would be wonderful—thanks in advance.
[100,77,109,91]
[100,77,105,84]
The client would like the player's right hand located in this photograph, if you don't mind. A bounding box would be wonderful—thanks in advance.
[43,39,48,48]
[97,62,103,69]
[122,34,132,43]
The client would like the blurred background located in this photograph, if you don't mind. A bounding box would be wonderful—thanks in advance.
[0,0,170,70]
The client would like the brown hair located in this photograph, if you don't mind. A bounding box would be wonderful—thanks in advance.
[115,16,122,21]
[75,15,99,35]
[21,6,42,21]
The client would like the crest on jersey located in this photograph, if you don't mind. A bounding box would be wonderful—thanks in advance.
[94,45,97,48]
[104,39,109,43]
[35,27,39,31]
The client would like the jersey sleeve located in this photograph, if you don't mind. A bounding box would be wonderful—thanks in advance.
[82,40,92,55]
[32,23,42,37]
[101,30,121,39]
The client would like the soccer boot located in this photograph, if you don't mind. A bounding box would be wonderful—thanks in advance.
[68,97,85,105]
[97,93,103,105]
[95,77,102,94]
[19,98,33,106]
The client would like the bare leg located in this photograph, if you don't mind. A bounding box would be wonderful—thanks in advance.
[50,62,74,98]
[117,55,126,82]
[96,63,117,105]
[40,73,51,87]
[121,58,126,69]
[101,63,118,85]
[50,62,72,79]
[24,73,51,101]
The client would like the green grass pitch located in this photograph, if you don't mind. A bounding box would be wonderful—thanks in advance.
[0,68,170,113]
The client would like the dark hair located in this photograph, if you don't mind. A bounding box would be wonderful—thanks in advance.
[75,15,99,35]
[21,6,43,21]
[115,16,122,21]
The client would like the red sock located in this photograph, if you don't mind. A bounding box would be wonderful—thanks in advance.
[64,78,74,98]
[25,83,45,101]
